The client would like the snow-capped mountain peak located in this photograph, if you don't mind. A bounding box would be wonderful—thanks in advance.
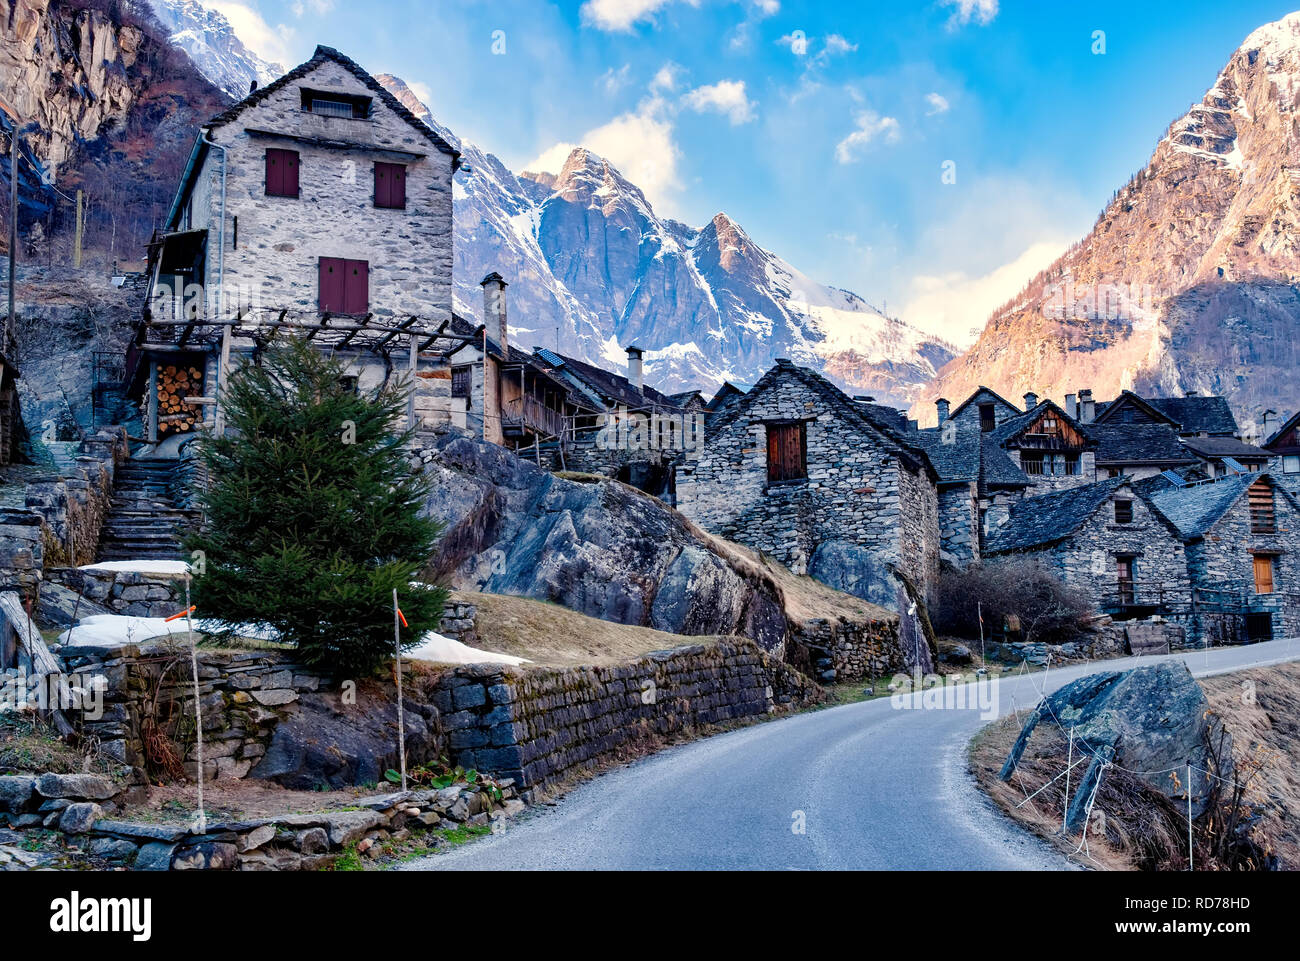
[148,0,283,100]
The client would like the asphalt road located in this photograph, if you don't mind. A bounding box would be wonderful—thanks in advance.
[405,637,1300,871]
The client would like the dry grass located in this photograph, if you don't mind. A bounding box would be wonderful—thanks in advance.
[972,664,1300,870]
[1201,662,1300,866]
[122,781,385,824]
[451,591,733,667]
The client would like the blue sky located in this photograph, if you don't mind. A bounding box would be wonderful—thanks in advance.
[208,0,1298,344]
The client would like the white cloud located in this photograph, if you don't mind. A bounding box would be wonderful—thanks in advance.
[650,62,685,93]
[942,0,998,28]
[209,2,296,66]
[824,34,857,56]
[600,64,633,95]
[580,0,691,32]
[682,80,756,125]
[834,110,900,163]
[290,0,334,16]
[526,100,683,208]
[728,0,780,51]
[408,81,434,110]
[925,92,950,115]
[901,241,1066,345]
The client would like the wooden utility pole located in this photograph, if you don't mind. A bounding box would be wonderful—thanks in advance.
[73,189,83,269]
[6,110,16,354]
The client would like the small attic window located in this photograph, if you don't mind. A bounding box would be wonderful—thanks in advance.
[301,88,371,119]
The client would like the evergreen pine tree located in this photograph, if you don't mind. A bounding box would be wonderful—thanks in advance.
[186,337,447,678]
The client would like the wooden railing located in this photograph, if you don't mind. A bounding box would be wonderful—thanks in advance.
[502,395,566,440]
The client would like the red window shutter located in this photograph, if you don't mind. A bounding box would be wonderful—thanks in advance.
[284,150,299,197]
[267,149,300,197]
[318,258,345,312]
[392,164,406,208]
[265,150,281,196]
[343,260,369,314]
[374,162,406,208]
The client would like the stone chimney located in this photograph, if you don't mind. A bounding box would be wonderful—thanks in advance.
[1023,391,1039,410]
[1079,389,1095,424]
[1065,393,1076,419]
[936,398,950,423]
[626,345,644,393]
[480,272,508,353]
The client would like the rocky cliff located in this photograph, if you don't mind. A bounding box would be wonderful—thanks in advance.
[922,12,1300,432]
[148,0,283,100]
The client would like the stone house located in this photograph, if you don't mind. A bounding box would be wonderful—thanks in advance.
[934,386,1020,434]
[1263,411,1300,495]
[677,360,940,609]
[1139,473,1300,643]
[984,477,1190,617]
[989,396,1096,491]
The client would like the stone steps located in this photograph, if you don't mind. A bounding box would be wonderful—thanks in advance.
[96,459,197,562]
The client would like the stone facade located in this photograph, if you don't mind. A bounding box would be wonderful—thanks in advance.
[938,483,980,565]
[787,614,903,681]
[678,362,939,608]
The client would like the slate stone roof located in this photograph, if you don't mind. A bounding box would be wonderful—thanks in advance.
[1146,396,1239,436]
[1089,423,1199,466]
[948,385,1021,420]
[907,429,1029,490]
[1179,435,1271,460]
[206,46,461,161]
[980,436,1032,491]
[538,350,684,411]
[1141,473,1257,540]
[989,399,1093,447]
[984,477,1127,553]
[713,361,935,477]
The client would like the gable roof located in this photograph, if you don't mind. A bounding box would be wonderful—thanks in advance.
[1264,410,1300,449]
[985,477,1129,553]
[714,360,935,477]
[1093,390,1179,428]
[206,46,461,162]
[534,348,684,412]
[990,399,1094,447]
[1178,435,1270,460]
[1140,473,1263,541]
[1089,422,1199,466]
[1146,396,1239,435]
[948,385,1021,420]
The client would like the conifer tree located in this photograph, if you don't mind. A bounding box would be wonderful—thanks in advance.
[186,337,446,678]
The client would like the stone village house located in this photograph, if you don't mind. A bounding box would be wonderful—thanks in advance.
[1263,410,1300,496]
[676,360,940,608]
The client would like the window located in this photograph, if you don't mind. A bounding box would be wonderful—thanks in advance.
[337,375,359,394]
[1285,455,1300,474]
[451,366,471,399]
[979,403,996,432]
[1107,468,1125,479]
[1254,555,1276,595]
[318,257,369,314]
[265,149,300,197]
[1114,500,1133,524]
[1119,408,1135,424]
[374,162,407,209]
[766,422,807,483]
[300,88,371,118]
[1021,452,1081,476]
[1248,480,1276,533]
[1117,556,1136,605]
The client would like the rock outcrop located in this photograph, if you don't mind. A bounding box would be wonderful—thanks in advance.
[1000,662,1228,831]
[414,429,791,653]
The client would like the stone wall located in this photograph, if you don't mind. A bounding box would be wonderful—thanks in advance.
[46,566,186,618]
[787,614,903,682]
[437,599,479,644]
[938,483,980,566]
[64,637,821,794]
[0,428,126,597]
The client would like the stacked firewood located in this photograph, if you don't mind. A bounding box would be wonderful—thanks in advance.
[157,364,203,436]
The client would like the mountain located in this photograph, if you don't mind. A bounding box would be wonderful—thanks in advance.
[1,0,225,265]
[921,12,1300,433]
[375,75,955,402]
[148,0,283,100]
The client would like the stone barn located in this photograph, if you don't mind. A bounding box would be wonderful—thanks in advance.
[677,360,940,609]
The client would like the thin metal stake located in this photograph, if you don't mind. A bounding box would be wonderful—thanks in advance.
[393,587,408,791]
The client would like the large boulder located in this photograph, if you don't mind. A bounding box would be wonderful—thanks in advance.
[416,429,789,653]
[807,541,896,609]
[1001,662,1226,830]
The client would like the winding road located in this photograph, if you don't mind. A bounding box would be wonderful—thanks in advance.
[407,637,1300,871]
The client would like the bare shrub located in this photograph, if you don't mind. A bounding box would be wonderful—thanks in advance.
[934,557,1092,645]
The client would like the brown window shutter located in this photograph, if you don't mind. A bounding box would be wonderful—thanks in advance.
[374,162,407,209]
[1255,556,1275,594]
[284,150,299,197]
[767,422,807,482]
[318,257,345,312]
[374,163,388,207]
[266,149,300,197]
[343,259,369,314]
